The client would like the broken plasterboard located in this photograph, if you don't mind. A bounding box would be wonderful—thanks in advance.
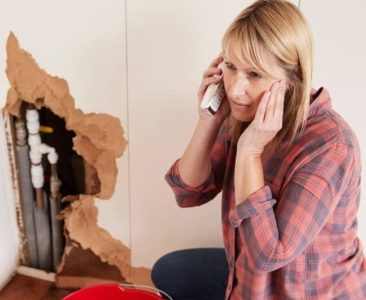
[4,32,152,287]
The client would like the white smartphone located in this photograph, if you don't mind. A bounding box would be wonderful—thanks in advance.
[200,78,225,116]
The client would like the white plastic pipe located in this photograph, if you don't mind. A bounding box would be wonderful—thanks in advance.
[26,109,43,189]
[26,108,59,191]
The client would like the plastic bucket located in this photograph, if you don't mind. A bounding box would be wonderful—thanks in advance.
[62,283,172,300]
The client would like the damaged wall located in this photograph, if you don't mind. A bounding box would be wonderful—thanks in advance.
[3,33,155,286]
[0,0,133,288]
[0,0,132,257]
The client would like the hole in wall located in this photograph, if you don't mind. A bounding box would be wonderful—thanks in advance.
[12,101,93,272]
[38,105,86,197]
[4,32,151,288]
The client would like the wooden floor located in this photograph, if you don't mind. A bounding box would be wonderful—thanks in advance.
[0,274,76,300]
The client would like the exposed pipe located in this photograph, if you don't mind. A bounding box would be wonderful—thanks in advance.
[25,106,59,208]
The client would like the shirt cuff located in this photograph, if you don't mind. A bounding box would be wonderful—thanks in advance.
[229,185,276,227]
[165,159,216,193]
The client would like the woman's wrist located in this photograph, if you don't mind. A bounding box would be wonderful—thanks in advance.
[236,145,263,161]
[197,116,223,135]
[234,149,264,205]
[178,117,222,188]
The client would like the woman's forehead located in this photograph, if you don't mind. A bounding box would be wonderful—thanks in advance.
[223,45,272,69]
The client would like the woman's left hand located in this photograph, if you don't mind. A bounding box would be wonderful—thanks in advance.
[237,80,287,157]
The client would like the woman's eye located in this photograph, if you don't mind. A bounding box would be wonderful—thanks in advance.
[249,71,261,79]
[225,62,236,71]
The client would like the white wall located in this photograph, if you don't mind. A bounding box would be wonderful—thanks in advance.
[0,0,365,288]
[0,113,20,289]
[126,0,250,268]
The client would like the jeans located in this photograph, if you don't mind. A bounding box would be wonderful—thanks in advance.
[151,248,229,300]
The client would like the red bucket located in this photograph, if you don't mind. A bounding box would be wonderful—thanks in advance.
[62,283,171,300]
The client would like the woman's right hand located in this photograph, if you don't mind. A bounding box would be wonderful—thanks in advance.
[197,56,231,126]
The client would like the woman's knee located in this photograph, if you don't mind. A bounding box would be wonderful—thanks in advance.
[151,248,228,296]
[151,249,187,287]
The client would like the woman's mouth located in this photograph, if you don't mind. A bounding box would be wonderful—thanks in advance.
[230,100,253,111]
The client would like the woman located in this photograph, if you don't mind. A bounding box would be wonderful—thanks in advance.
[152,0,366,299]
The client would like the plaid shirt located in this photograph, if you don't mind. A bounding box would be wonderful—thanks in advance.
[165,87,366,299]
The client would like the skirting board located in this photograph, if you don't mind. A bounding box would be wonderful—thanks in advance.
[16,266,55,282]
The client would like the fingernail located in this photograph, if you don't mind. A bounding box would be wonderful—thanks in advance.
[273,82,279,90]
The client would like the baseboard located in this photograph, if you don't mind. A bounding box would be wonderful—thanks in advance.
[16,265,55,282]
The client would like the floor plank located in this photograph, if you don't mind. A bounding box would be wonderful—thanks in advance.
[0,274,76,300]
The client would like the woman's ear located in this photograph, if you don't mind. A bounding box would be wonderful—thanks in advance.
[284,63,302,86]
[294,64,303,81]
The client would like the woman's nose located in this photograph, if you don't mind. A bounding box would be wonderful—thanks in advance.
[230,76,249,98]
[230,78,248,99]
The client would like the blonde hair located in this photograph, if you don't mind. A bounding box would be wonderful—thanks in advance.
[221,0,313,145]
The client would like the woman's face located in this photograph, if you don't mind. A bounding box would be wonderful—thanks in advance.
[222,47,287,122]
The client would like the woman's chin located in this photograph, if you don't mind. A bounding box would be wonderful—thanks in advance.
[230,111,255,122]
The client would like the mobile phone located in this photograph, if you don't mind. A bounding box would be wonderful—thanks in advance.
[200,78,225,116]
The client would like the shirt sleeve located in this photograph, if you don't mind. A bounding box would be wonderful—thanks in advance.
[229,142,356,272]
[164,120,228,208]
[229,185,276,224]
